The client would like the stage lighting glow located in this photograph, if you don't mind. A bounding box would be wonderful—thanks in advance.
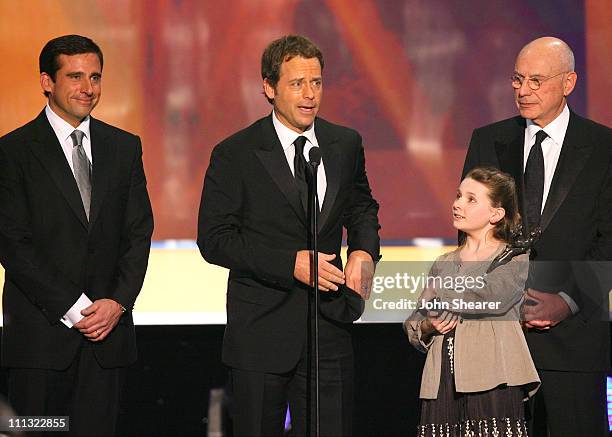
[608,376,612,431]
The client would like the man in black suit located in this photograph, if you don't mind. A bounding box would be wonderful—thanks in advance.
[0,35,153,436]
[463,37,611,436]
[198,35,380,436]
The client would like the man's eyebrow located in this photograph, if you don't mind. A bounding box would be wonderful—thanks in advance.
[288,75,322,82]
[514,71,546,78]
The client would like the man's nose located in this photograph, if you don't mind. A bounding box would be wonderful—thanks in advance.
[302,82,314,99]
[517,78,532,97]
[80,78,93,95]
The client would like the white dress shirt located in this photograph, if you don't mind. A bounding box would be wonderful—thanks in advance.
[523,105,578,314]
[272,110,327,208]
[45,104,93,326]
[523,105,569,213]
[45,104,93,174]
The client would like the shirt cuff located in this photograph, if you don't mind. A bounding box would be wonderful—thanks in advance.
[558,291,580,315]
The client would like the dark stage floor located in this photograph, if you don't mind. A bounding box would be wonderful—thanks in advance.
[0,324,425,437]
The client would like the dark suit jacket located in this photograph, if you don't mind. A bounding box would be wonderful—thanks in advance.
[0,110,153,370]
[198,115,380,374]
[463,110,612,371]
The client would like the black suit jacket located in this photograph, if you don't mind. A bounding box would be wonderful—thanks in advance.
[0,110,153,370]
[198,115,380,373]
[463,110,612,371]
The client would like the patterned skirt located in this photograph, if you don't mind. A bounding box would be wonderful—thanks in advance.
[417,330,529,437]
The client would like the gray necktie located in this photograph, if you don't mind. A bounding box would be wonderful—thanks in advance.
[70,130,91,220]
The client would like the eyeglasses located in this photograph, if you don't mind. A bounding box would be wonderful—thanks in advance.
[511,71,567,90]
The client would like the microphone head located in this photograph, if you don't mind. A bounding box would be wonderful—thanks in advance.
[309,147,322,165]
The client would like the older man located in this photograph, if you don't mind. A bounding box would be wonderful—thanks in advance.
[463,37,611,436]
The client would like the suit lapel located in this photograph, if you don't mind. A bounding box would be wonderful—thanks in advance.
[88,117,115,229]
[495,117,526,221]
[29,111,88,229]
[254,116,307,226]
[315,121,340,233]
[540,112,593,232]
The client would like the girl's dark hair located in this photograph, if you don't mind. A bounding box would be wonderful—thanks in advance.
[464,166,521,243]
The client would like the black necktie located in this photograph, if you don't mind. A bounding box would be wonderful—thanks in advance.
[293,136,308,214]
[524,130,548,231]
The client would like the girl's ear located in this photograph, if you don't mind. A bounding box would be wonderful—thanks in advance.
[490,207,506,225]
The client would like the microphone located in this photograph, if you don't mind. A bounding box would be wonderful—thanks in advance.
[307,144,321,437]
[309,147,321,166]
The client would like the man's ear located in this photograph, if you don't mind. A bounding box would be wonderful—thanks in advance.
[563,71,577,97]
[263,78,275,101]
[40,72,54,94]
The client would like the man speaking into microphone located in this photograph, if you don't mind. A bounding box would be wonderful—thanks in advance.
[197,35,380,436]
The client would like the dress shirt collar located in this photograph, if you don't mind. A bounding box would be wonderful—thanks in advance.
[526,104,569,147]
[272,110,316,151]
[45,104,91,143]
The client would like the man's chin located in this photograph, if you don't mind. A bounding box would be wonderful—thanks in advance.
[298,116,316,129]
[518,108,537,121]
[73,108,95,120]
[74,100,97,113]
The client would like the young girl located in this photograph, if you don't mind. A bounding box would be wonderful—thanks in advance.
[406,167,539,437]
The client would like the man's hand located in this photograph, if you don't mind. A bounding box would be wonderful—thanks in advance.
[73,298,124,342]
[294,251,345,291]
[521,288,572,329]
[345,250,374,299]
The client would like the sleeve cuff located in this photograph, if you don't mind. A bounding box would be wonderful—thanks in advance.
[558,291,580,315]
[417,320,435,349]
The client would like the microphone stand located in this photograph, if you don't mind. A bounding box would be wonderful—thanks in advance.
[307,148,321,437]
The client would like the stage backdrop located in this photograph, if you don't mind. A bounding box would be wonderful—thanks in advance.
[0,0,610,324]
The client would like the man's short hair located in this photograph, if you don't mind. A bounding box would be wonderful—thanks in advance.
[39,34,104,97]
[261,35,324,104]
